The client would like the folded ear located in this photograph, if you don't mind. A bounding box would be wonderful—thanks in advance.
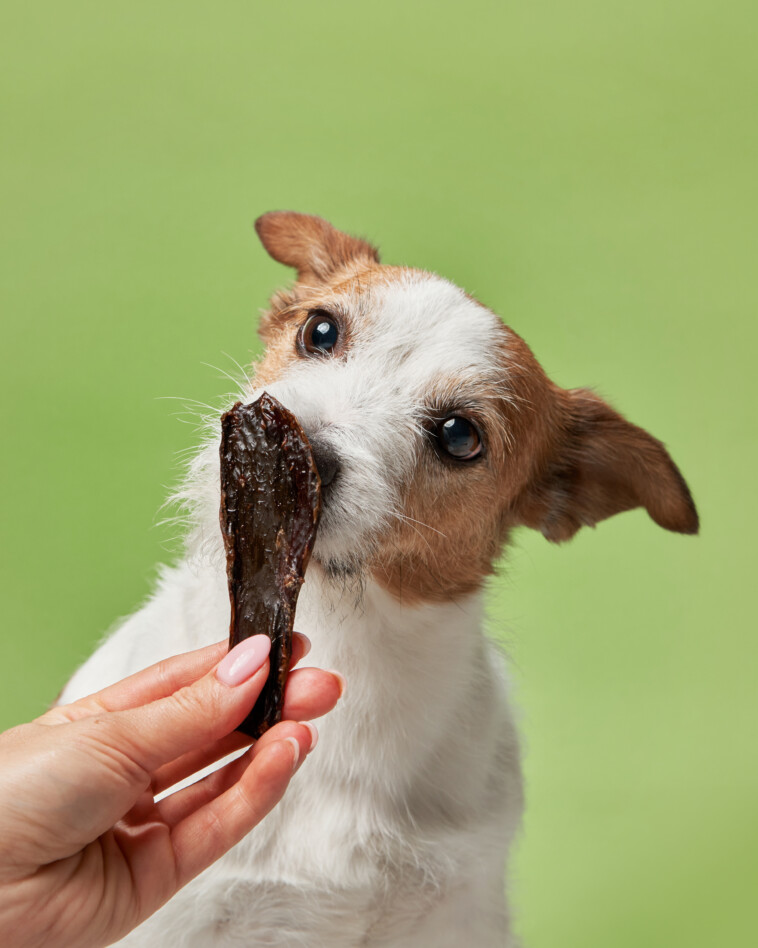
[255,211,379,281]
[517,388,699,542]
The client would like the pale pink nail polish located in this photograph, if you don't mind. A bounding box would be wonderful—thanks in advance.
[301,721,319,751]
[330,671,347,698]
[216,635,271,686]
[294,631,312,658]
[284,736,300,770]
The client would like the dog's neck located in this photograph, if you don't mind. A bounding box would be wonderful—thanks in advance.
[300,561,487,691]
[292,563,495,795]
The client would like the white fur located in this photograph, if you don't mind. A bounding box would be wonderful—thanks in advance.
[61,272,523,946]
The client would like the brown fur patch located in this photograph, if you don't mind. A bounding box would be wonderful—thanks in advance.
[512,387,700,540]
[371,328,560,603]
[253,259,392,383]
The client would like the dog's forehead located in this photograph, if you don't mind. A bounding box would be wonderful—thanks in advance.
[353,271,505,379]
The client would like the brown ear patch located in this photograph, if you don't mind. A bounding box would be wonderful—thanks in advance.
[516,388,699,541]
[255,211,379,281]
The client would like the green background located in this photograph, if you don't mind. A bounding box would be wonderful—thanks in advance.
[1,2,755,945]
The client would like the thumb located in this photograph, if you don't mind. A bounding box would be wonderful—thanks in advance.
[103,635,273,773]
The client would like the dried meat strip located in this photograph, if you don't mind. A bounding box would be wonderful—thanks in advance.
[219,393,321,738]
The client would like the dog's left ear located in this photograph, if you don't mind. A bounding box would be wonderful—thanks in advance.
[255,211,379,281]
[516,388,699,541]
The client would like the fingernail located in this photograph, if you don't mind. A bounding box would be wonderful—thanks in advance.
[329,671,347,698]
[294,632,311,658]
[216,636,271,686]
[284,736,300,771]
[300,721,319,751]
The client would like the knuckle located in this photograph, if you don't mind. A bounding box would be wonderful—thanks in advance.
[204,804,226,846]
[168,684,206,720]
[79,718,152,786]
[231,779,260,823]
[169,678,226,725]
[153,657,174,692]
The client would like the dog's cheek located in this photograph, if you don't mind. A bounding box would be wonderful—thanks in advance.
[371,460,506,602]
[251,331,302,389]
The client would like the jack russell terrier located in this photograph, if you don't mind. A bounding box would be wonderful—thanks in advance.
[61,212,698,947]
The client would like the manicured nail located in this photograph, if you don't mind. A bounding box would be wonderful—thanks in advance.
[330,671,347,698]
[284,736,300,771]
[300,721,319,751]
[294,631,311,658]
[216,636,271,686]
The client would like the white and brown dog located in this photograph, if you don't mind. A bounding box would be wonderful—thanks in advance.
[61,213,698,947]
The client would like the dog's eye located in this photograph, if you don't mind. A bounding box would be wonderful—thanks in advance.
[300,311,339,355]
[436,417,483,461]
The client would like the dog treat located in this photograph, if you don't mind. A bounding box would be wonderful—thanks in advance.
[219,393,321,738]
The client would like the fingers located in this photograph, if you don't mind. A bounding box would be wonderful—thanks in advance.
[289,632,311,669]
[156,721,316,827]
[280,666,344,722]
[39,641,228,725]
[171,738,303,886]
[42,632,311,727]
[103,636,272,773]
[150,658,335,795]
[150,730,252,796]
[99,637,342,775]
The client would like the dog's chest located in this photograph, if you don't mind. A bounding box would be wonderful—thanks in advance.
[121,773,466,948]
[68,562,520,947]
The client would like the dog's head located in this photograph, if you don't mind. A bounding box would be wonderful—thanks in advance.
[247,212,697,602]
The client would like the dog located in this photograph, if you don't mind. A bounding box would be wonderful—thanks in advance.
[60,212,698,946]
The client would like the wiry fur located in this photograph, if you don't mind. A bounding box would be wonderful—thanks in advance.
[60,213,697,946]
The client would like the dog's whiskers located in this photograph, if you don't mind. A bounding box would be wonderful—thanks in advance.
[220,351,255,388]
[157,395,223,416]
[200,361,248,395]
[393,512,447,539]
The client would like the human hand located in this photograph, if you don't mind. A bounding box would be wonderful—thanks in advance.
[0,635,342,948]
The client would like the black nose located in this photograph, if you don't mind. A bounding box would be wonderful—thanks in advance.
[310,436,341,488]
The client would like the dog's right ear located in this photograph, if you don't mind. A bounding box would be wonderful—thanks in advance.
[514,388,699,541]
[255,212,379,282]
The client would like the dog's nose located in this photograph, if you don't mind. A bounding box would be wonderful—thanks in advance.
[309,436,341,488]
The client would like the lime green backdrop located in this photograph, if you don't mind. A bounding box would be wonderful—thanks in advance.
[1,2,755,945]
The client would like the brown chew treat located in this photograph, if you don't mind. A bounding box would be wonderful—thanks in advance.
[219,392,321,738]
